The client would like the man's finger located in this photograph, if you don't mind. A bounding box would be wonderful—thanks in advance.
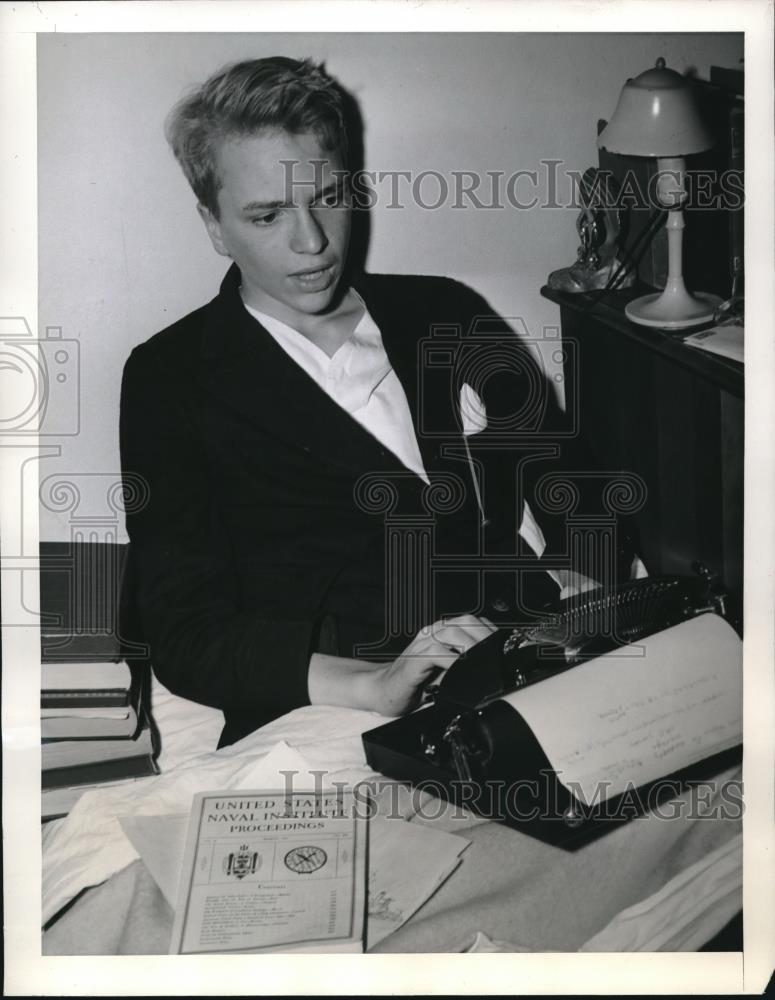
[433,622,492,650]
[442,613,489,628]
[437,613,498,636]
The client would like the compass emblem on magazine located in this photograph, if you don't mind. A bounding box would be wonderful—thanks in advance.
[284,845,327,874]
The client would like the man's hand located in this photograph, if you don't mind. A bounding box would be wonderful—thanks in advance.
[307,614,496,716]
[366,614,497,715]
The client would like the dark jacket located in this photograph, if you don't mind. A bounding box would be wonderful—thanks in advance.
[120,265,630,746]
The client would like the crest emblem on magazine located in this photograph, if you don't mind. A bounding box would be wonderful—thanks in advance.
[284,845,328,874]
[224,844,261,879]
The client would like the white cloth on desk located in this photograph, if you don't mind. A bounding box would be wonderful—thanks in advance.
[579,831,742,951]
[151,675,224,772]
[460,828,742,953]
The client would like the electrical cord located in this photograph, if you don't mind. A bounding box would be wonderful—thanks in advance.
[580,207,667,314]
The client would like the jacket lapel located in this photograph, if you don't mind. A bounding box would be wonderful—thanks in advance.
[196,265,418,478]
[357,273,458,477]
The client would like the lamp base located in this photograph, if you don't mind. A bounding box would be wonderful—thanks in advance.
[625,290,723,330]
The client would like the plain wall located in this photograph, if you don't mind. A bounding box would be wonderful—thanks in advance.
[37,32,743,541]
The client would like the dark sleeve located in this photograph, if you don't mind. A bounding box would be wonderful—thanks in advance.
[119,343,316,718]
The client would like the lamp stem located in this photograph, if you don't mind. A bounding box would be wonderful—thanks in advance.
[665,209,685,283]
[659,156,689,296]
[623,156,721,329]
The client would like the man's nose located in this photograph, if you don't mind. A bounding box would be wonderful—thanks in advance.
[290,208,327,255]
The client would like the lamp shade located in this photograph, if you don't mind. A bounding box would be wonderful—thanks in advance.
[597,58,714,157]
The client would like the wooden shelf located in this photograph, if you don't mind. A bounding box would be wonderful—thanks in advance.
[540,284,743,620]
[541,285,743,399]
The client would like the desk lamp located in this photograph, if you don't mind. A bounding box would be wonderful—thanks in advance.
[598,58,721,329]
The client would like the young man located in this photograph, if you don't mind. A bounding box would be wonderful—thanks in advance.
[120,57,633,746]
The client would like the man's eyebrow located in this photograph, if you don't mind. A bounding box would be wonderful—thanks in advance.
[313,179,343,199]
[240,179,344,214]
[241,198,290,213]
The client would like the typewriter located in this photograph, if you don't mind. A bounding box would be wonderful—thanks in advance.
[362,570,741,849]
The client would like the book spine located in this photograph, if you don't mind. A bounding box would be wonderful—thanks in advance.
[40,642,126,663]
[40,674,142,742]
[728,105,744,293]
[41,689,130,709]
[41,706,138,741]
[42,695,152,774]
[41,753,159,790]
[42,712,143,746]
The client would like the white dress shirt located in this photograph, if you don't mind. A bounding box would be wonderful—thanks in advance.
[243,292,428,483]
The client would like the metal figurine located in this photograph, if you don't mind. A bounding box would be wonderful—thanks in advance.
[547,167,635,293]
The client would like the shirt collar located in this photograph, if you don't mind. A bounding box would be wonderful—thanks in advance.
[242,289,393,412]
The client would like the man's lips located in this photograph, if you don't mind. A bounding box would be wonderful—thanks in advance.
[289,263,336,287]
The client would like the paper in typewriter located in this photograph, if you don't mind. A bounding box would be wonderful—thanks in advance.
[502,613,742,805]
[170,789,367,954]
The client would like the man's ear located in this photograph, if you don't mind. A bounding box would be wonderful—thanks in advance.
[197,203,231,258]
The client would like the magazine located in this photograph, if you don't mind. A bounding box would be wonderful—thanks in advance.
[169,787,368,954]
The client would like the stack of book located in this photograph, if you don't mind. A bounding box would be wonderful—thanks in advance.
[42,660,159,821]
[40,541,160,821]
